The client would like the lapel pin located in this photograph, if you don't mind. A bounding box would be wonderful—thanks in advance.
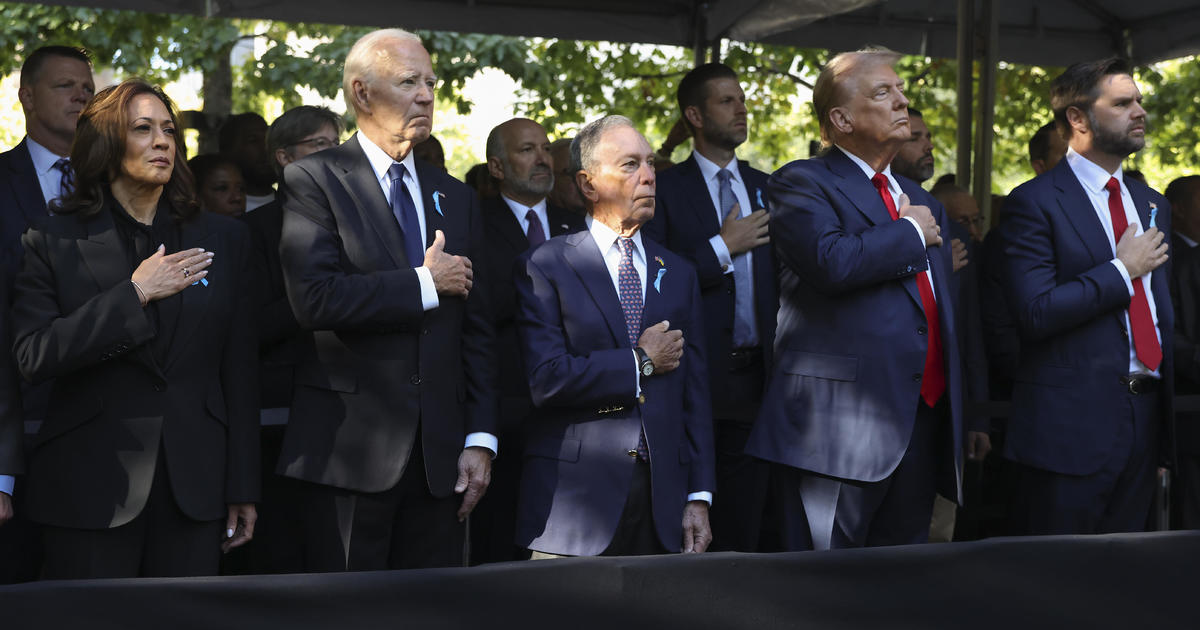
[653,256,666,293]
[756,188,766,210]
[432,191,445,216]
[1149,202,1158,229]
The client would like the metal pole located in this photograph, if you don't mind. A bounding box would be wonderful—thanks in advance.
[972,0,998,223]
[955,0,974,189]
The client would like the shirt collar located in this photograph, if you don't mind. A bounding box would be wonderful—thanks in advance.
[836,144,899,195]
[693,151,740,184]
[501,194,547,216]
[25,136,63,176]
[1065,147,1123,194]
[358,131,416,184]
[586,215,644,257]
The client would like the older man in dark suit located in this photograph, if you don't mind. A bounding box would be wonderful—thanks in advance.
[513,115,714,557]
[643,62,776,552]
[998,58,1172,535]
[746,48,965,550]
[277,28,497,571]
[470,117,582,564]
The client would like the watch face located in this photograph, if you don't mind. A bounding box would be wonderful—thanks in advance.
[641,362,654,376]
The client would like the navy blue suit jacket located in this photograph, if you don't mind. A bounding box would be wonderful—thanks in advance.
[512,229,715,556]
[643,154,777,411]
[746,147,965,502]
[998,159,1174,475]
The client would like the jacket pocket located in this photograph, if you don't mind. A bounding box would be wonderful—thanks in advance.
[780,351,859,382]
[34,391,103,446]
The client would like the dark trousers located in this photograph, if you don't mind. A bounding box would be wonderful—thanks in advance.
[468,427,531,564]
[298,442,465,571]
[601,459,667,556]
[41,453,223,580]
[775,399,946,550]
[221,424,306,575]
[1009,390,1159,535]
[710,349,771,552]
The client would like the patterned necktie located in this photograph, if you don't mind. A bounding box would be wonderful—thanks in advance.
[717,168,758,348]
[1105,177,1162,371]
[388,163,424,268]
[618,238,649,461]
[872,173,945,407]
[525,209,546,247]
[53,158,74,201]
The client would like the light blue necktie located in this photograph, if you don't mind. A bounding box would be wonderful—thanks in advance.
[717,168,758,348]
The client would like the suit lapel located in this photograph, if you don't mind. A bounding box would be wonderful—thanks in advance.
[737,161,769,212]
[563,231,629,347]
[827,148,894,228]
[641,239,668,334]
[678,156,723,235]
[486,197,528,254]
[1052,161,1114,267]
[414,159,446,249]
[9,141,49,224]
[547,204,582,237]
[332,137,408,268]
[166,215,217,370]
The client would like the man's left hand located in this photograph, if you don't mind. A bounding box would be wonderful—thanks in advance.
[0,492,12,526]
[221,503,257,553]
[967,431,992,462]
[455,446,493,521]
[951,238,969,272]
[681,500,712,553]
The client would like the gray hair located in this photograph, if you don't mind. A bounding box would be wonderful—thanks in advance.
[571,115,635,175]
[268,105,344,177]
[342,28,423,116]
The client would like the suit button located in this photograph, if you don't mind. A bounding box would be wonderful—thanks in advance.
[627,449,638,458]
[423,329,430,335]
[912,373,922,382]
[410,375,422,386]
[638,394,646,404]
[722,265,730,272]
[153,382,166,392]
[917,326,927,335]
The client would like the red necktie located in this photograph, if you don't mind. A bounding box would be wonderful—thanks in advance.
[1104,177,1162,371]
[872,173,945,407]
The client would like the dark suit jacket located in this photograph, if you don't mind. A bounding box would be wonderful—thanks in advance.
[980,227,1020,400]
[998,159,1175,475]
[277,135,498,496]
[946,221,989,429]
[513,230,715,556]
[242,196,304,409]
[0,140,50,264]
[643,154,777,412]
[479,196,583,430]
[10,202,260,529]
[746,147,965,503]
[1170,234,1200,455]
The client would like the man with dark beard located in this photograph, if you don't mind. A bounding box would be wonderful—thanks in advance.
[643,63,777,552]
[891,108,935,185]
[474,117,583,563]
[997,58,1173,535]
[220,113,277,211]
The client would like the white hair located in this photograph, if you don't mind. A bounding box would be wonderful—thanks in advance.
[571,115,636,174]
[342,28,423,115]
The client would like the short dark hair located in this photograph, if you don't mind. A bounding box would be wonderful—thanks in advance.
[266,106,343,177]
[20,45,91,88]
[1166,175,1200,207]
[218,112,268,154]
[188,154,241,188]
[1028,121,1058,164]
[677,63,739,131]
[1050,57,1132,140]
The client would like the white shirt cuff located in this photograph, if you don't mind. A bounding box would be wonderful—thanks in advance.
[464,432,498,458]
[1110,259,1135,296]
[416,266,440,311]
[632,349,642,396]
[0,475,13,496]
[687,491,712,505]
[709,235,734,274]
[902,216,927,248]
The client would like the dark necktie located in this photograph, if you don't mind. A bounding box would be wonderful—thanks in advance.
[717,168,758,348]
[388,163,424,268]
[872,173,945,407]
[525,208,546,247]
[617,238,649,461]
[1104,177,1162,371]
[53,157,74,202]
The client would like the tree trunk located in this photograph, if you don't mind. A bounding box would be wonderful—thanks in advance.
[198,42,234,155]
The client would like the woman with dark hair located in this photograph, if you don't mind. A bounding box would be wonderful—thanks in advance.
[189,154,247,217]
[10,78,259,579]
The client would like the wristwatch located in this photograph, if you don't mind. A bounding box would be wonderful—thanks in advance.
[635,346,655,377]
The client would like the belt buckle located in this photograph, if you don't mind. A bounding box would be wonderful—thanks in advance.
[1123,376,1144,395]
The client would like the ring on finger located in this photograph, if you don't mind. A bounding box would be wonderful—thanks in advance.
[183,267,191,277]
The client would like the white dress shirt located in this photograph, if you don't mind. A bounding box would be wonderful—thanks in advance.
[26,136,68,209]
[838,146,936,299]
[586,217,712,504]
[359,132,497,455]
[501,195,550,242]
[1065,148,1162,377]
[692,151,753,275]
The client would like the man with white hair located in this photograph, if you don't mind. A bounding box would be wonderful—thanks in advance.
[276,28,498,570]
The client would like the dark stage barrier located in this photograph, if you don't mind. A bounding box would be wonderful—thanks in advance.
[2,531,1197,629]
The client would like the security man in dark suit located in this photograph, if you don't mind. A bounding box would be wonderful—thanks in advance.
[1167,175,1200,528]
[643,63,776,551]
